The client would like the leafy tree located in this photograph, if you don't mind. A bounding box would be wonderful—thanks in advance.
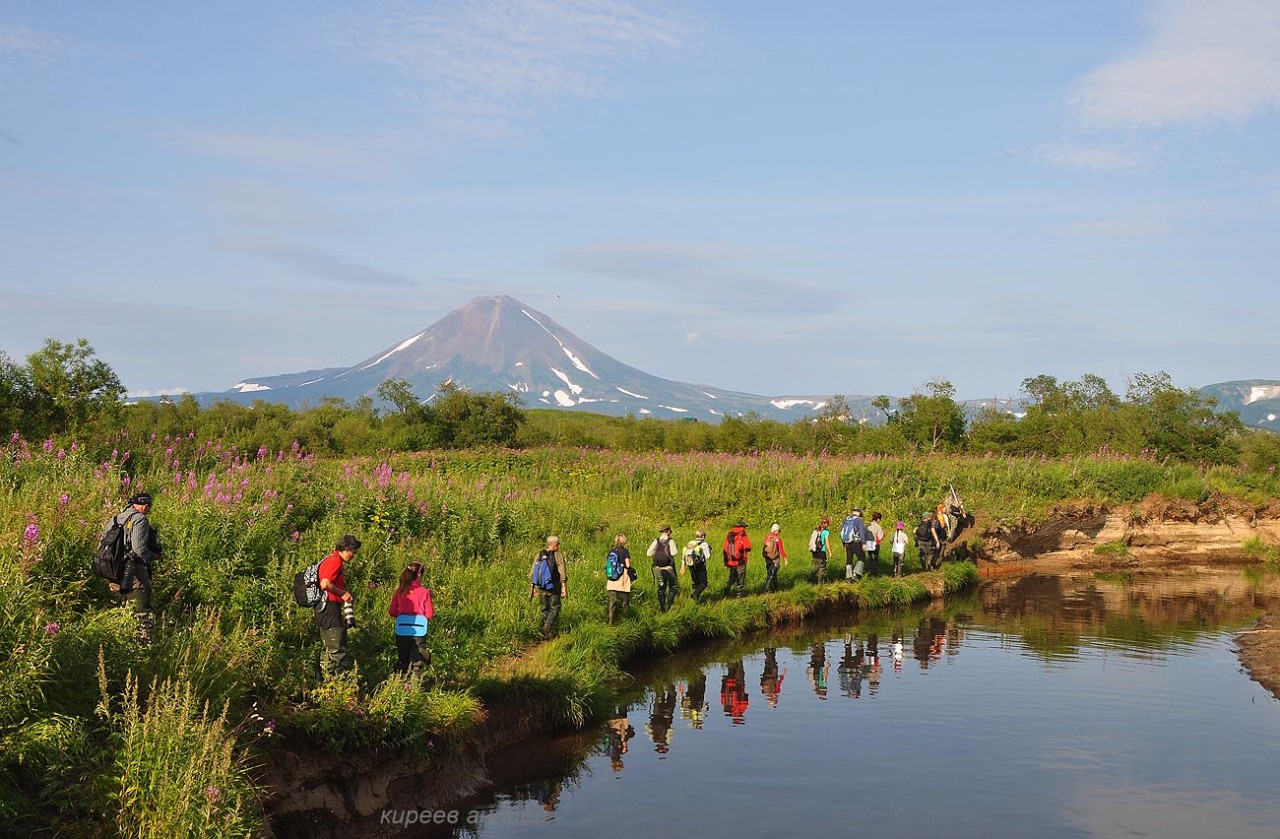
[897,378,966,452]
[0,351,32,436]
[23,338,124,435]
[871,394,895,423]
[377,378,424,416]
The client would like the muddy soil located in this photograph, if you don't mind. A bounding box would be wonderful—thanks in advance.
[1237,613,1280,700]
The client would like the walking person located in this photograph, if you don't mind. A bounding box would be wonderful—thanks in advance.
[866,512,886,576]
[606,534,632,625]
[647,526,680,612]
[316,534,361,677]
[839,508,867,581]
[722,520,751,598]
[388,560,434,676]
[530,535,568,639]
[890,521,909,577]
[104,492,163,643]
[681,530,712,603]
[915,513,943,571]
[762,523,788,592]
[809,516,832,584]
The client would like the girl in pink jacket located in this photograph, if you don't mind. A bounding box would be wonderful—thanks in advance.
[388,561,435,675]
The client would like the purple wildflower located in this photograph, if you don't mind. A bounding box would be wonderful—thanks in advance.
[44,622,59,635]
[203,786,222,804]
[23,522,40,544]
[58,493,69,507]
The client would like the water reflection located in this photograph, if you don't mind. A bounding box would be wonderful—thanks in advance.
[333,570,1280,839]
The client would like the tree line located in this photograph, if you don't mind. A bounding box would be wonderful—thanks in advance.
[2,339,1276,470]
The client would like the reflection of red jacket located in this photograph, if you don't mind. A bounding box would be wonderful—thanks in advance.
[722,526,751,567]
[720,678,749,722]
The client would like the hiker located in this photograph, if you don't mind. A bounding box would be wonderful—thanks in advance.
[890,520,909,577]
[866,512,886,576]
[762,523,788,592]
[388,560,434,676]
[606,534,632,625]
[680,530,712,603]
[809,516,832,584]
[839,508,867,581]
[105,492,163,642]
[316,534,361,676]
[915,512,943,571]
[722,520,751,598]
[647,525,679,612]
[530,535,568,639]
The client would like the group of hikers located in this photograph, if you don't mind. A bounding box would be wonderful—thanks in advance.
[97,489,966,678]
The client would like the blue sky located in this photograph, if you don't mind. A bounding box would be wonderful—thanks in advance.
[2,0,1277,400]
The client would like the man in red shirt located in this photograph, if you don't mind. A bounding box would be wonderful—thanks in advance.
[316,534,361,676]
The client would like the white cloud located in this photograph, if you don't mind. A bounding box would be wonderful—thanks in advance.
[1049,220,1173,237]
[325,0,699,131]
[1032,141,1145,172]
[161,128,362,168]
[217,234,419,288]
[0,21,72,65]
[1070,0,1280,128]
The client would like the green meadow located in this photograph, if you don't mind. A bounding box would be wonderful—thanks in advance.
[2,431,1278,836]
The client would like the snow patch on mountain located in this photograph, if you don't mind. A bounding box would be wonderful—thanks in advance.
[1247,385,1280,405]
[521,308,599,379]
[617,387,648,399]
[700,391,717,399]
[661,405,689,413]
[234,382,271,393]
[362,332,425,370]
[553,390,575,407]
[771,398,821,410]
[550,367,583,395]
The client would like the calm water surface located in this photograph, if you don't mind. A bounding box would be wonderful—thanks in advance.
[406,571,1280,839]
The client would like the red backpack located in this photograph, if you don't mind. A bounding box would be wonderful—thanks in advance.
[723,528,748,566]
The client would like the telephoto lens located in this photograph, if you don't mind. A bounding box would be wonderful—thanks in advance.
[342,601,356,629]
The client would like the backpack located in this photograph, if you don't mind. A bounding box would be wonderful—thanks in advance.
[808,529,821,553]
[763,533,780,561]
[840,515,859,545]
[91,511,135,582]
[915,521,935,544]
[533,549,560,592]
[606,549,625,581]
[293,561,324,608]
[723,529,747,567]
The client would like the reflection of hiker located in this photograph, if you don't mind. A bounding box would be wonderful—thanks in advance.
[838,634,864,699]
[647,526,679,612]
[606,534,633,626]
[890,521,909,577]
[840,508,867,581]
[866,632,882,696]
[681,530,712,603]
[720,660,750,724]
[807,641,830,700]
[679,673,709,729]
[762,523,788,592]
[105,492,163,643]
[537,780,562,814]
[722,521,751,598]
[647,683,678,755]
[915,513,943,571]
[760,647,787,709]
[530,536,568,639]
[606,710,635,772]
[388,561,434,676]
[809,517,832,584]
[866,513,885,576]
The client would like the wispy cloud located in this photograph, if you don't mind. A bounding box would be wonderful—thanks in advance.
[1032,141,1146,172]
[1049,220,1173,237]
[161,127,363,168]
[550,240,827,312]
[0,21,72,66]
[218,234,419,288]
[326,0,700,132]
[1070,0,1280,128]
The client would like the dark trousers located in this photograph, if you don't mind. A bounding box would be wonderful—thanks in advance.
[810,552,827,584]
[119,559,154,641]
[316,600,351,676]
[539,592,562,637]
[724,564,746,597]
[917,543,939,571]
[689,562,708,602]
[844,542,865,579]
[866,545,881,576]
[607,590,631,624]
[395,634,430,674]
[655,566,678,612]
[892,550,904,577]
[764,560,781,592]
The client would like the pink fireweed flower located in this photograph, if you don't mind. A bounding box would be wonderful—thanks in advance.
[56,448,66,460]
[23,522,40,544]
[42,438,54,452]
[45,622,59,635]
[203,786,222,804]
[290,530,300,542]
[58,494,69,506]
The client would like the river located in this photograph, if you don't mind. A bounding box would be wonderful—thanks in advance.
[382,570,1280,839]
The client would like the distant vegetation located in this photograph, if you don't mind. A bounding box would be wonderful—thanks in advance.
[2,342,1277,472]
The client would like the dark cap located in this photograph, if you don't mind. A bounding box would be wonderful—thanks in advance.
[130,493,154,506]
[852,508,862,516]
[659,525,672,533]
[735,519,748,528]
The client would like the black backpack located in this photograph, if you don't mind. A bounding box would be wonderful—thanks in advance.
[915,520,935,544]
[293,561,324,608]
[92,512,134,582]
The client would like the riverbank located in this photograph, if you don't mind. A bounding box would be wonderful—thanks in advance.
[262,562,980,835]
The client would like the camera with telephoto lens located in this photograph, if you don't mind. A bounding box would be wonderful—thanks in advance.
[341,601,356,629]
